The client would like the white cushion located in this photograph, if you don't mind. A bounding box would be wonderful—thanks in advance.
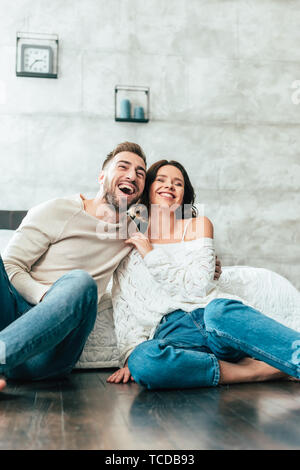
[0,230,15,254]
[219,266,300,331]
[76,293,118,368]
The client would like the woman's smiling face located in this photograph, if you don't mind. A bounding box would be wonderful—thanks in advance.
[149,164,185,210]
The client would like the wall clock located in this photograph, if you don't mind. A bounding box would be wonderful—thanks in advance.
[16,32,58,78]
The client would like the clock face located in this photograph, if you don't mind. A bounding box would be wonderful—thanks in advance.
[21,45,53,74]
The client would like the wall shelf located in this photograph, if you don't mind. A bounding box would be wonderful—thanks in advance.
[115,117,149,123]
[115,85,150,123]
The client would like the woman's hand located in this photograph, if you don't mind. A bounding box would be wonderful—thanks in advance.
[214,256,222,280]
[106,364,134,384]
[125,232,153,258]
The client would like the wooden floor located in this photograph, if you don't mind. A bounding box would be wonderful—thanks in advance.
[0,369,299,450]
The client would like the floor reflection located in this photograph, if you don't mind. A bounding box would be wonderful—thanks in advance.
[129,381,300,449]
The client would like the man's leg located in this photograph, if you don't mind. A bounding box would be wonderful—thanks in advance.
[0,255,33,330]
[0,269,98,382]
[0,255,34,389]
[204,298,300,379]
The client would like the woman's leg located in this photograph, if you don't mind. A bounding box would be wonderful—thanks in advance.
[128,309,220,389]
[128,307,292,390]
[204,298,300,379]
[128,338,220,390]
[128,339,286,389]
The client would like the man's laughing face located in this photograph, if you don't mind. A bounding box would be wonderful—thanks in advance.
[100,151,146,210]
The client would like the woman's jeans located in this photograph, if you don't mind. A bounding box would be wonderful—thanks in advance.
[0,256,98,381]
[128,299,300,390]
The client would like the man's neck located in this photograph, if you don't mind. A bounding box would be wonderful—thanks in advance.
[81,193,124,223]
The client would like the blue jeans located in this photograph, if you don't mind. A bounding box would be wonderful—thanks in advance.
[128,299,300,390]
[0,256,98,381]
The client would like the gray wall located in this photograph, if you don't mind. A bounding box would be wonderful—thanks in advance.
[0,0,299,288]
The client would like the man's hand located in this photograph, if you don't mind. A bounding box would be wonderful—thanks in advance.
[106,363,134,384]
[214,256,222,280]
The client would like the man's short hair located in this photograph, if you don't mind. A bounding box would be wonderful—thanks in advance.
[102,142,147,170]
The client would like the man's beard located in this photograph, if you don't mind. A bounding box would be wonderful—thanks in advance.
[101,173,141,212]
[104,187,140,212]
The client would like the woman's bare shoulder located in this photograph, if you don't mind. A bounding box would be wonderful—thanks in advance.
[185,216,214,241]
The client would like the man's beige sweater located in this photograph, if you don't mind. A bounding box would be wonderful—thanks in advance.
[2,194,132,306]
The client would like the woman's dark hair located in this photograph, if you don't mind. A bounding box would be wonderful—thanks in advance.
[139,160,198,219]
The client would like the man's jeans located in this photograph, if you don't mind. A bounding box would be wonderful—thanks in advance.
[128,298,300,390]
[0,256,98,381]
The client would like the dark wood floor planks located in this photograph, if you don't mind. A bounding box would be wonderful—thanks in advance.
[0,380,66,450]
[0,381,36,450]
[95,373,175,450]
[0,369,299,450]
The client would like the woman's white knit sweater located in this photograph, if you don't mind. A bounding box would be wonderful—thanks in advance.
[112,237,248,366]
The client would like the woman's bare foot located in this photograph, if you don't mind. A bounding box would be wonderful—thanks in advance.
[286,375,300,382]
[237,357,287,382]
[219,357,288,385]
[239,359,299,382]
[0,377,7,392]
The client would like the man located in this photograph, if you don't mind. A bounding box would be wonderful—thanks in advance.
[0,141,221,392]
[0,142,147,391]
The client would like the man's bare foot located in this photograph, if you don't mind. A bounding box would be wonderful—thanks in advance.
[0,377,7,392]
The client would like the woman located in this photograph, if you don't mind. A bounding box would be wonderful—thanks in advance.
[107,160,300,389]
